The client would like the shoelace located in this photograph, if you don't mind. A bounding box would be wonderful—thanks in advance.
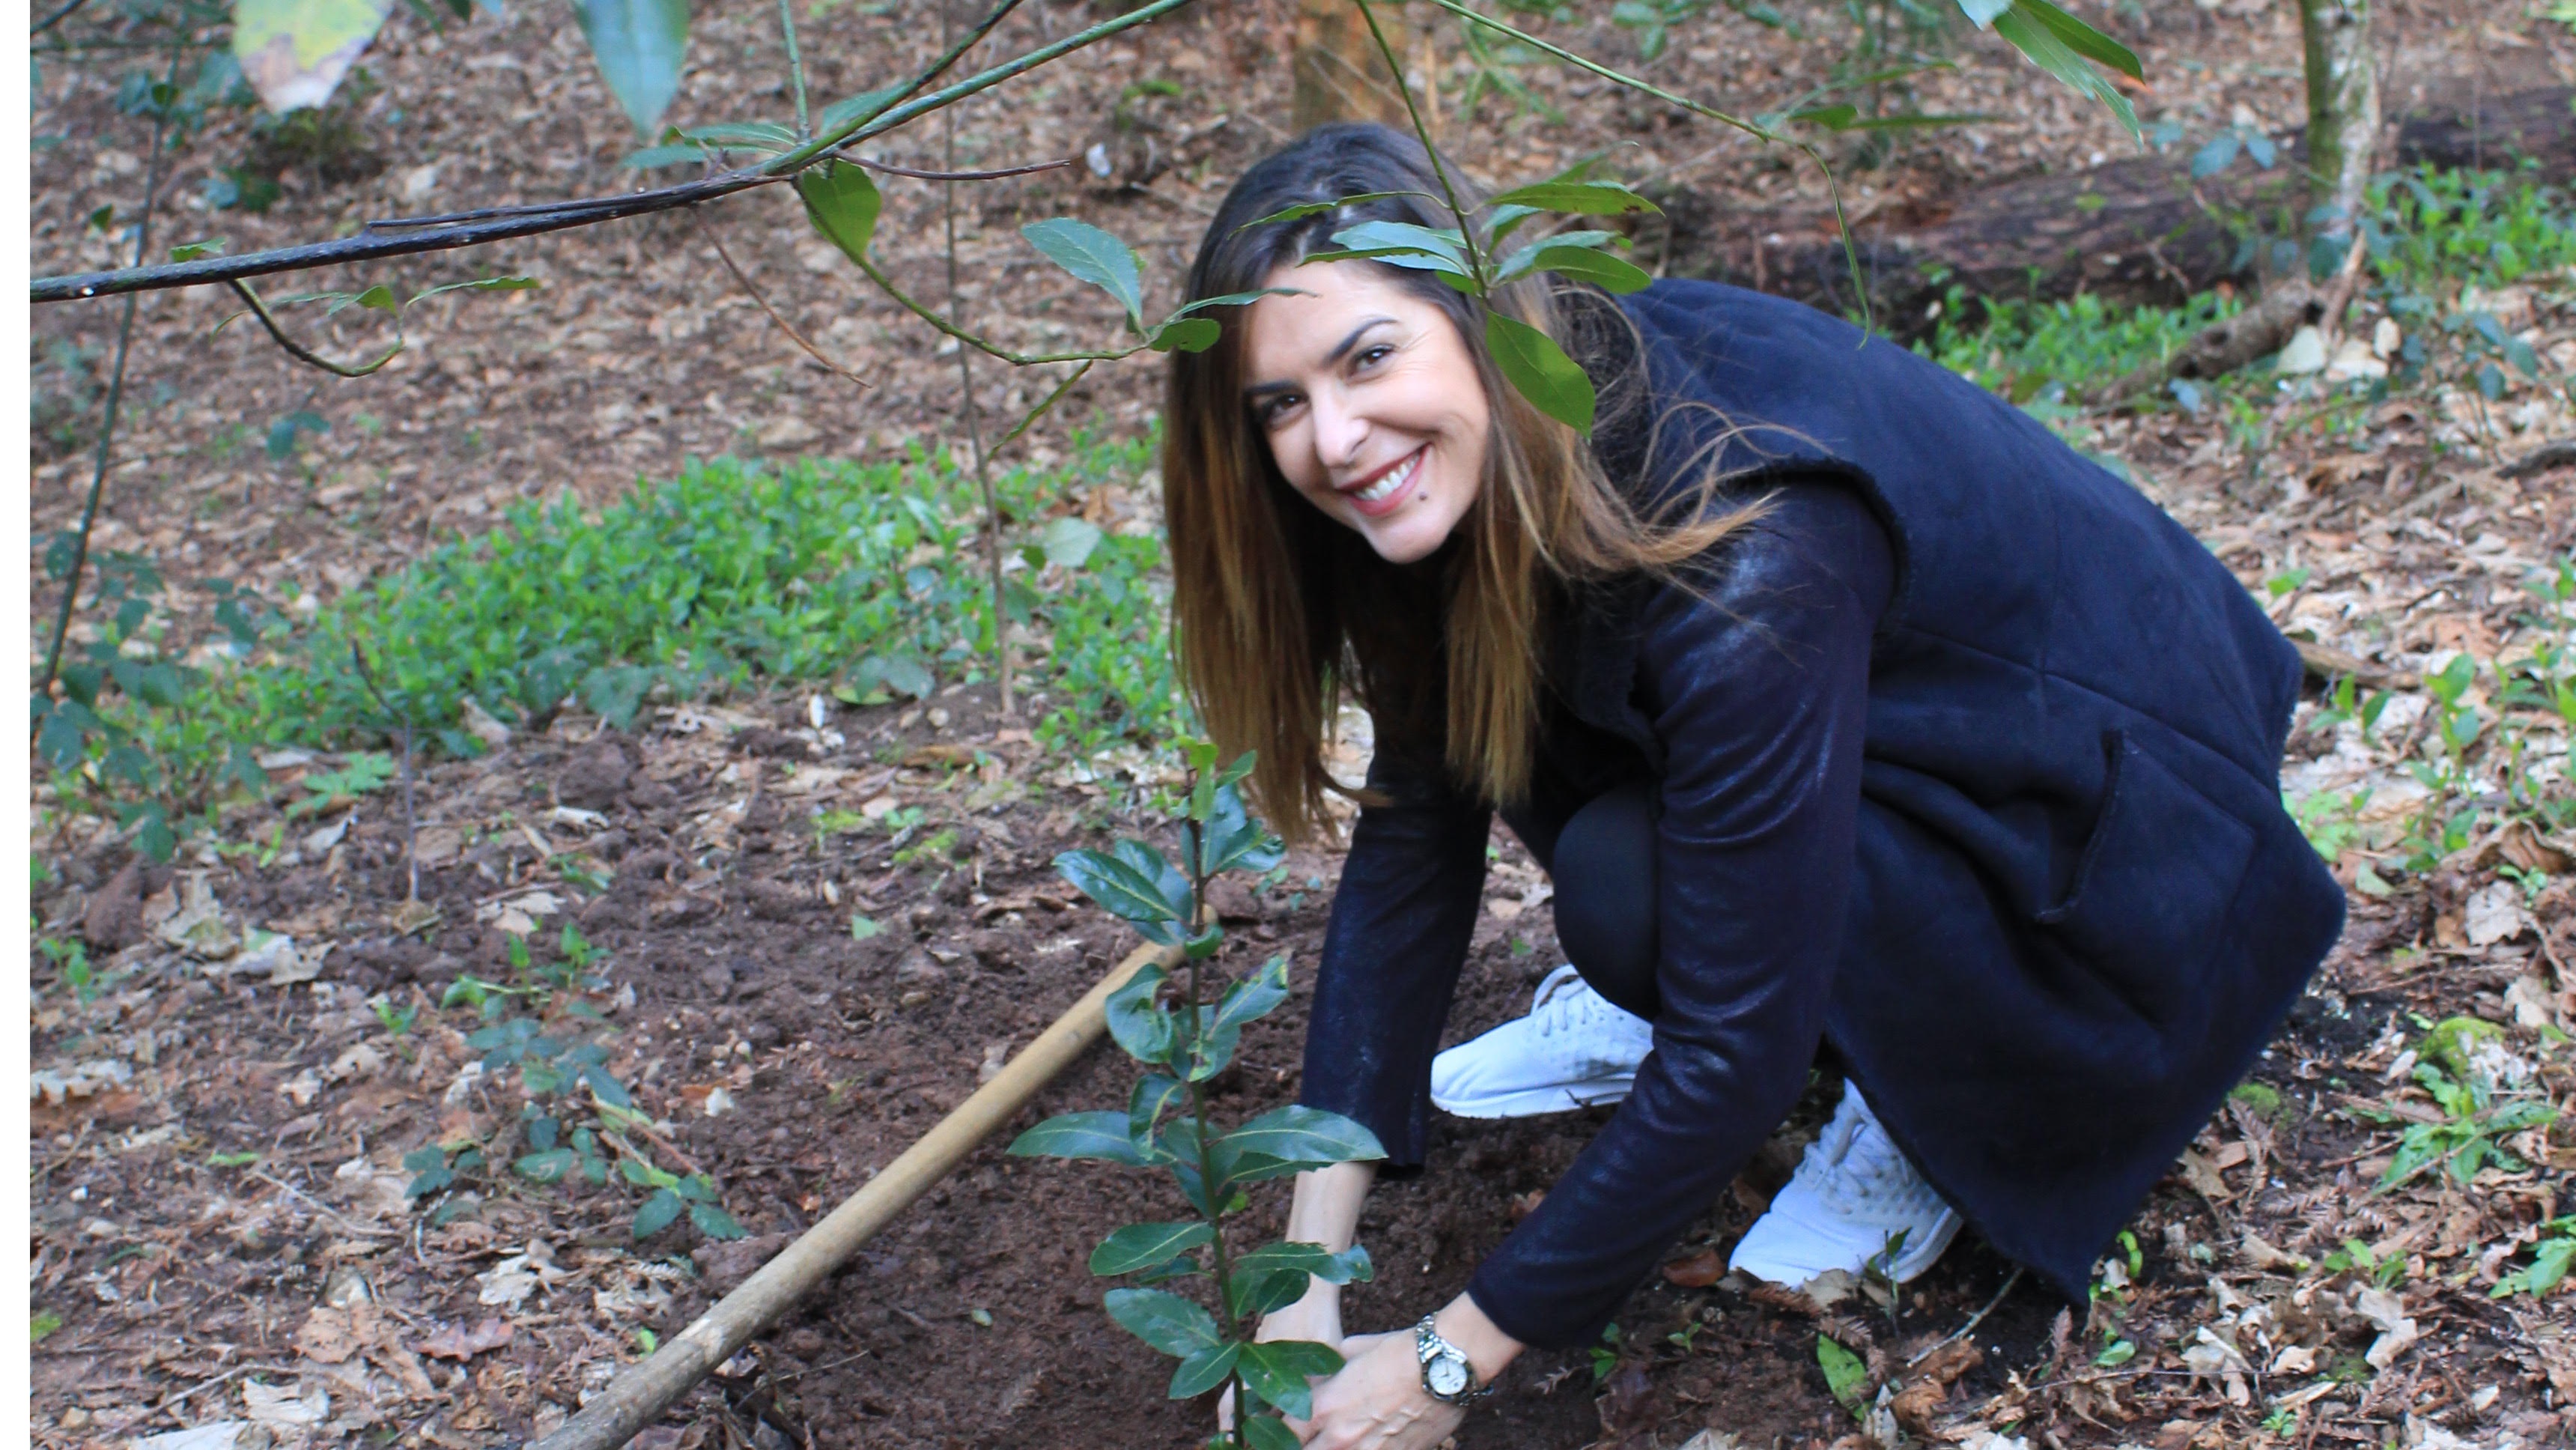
[1533,969,1620,1040]
[1803,1105,1937,1219]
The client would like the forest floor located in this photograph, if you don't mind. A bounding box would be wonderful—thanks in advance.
[24,0,2576,1446]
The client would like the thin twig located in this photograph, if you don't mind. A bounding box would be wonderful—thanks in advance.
[778,0,812,139]
[225,279,403,377]
[249,1170,398,1237]
[994,359,1096,450]
[690,209,872,388]
[38,40,177,694]
[851,154,1071,181]
[854,248,1137,365]
[34,0,1178,304]
[943,0,1012,718]
[1904,1267,2025,1367]
[1352,0,1484,279]
[30,0,91,32]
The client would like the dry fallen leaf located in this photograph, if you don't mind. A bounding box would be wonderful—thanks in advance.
[415,1316,515,1361]
[1662,1247,1726,1287]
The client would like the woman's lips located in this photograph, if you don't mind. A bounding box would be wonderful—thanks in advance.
[1340,446,1424,520]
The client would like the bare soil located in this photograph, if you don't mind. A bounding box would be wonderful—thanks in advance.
[26,0,2576,1446]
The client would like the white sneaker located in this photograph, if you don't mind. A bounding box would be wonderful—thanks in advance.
[1729,1082,1960,1288]
[1430,964,1656,1118]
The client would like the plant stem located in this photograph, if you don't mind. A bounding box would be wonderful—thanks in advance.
[1349,0,1482,280]
[941,0,1012,718]
[778,0,812,139]
[1178,801,1248,1448]
[852,249,1137,365]
[39,40,177,695]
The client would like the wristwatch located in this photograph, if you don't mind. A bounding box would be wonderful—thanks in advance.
[1413,1314,1495,1406]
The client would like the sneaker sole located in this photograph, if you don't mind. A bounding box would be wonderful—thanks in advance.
[1431,1076,1635,1118]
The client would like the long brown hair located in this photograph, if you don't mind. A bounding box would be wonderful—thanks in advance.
[1164,124,1761,843]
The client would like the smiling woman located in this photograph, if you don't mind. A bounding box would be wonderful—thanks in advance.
[1158,124,2345,1450]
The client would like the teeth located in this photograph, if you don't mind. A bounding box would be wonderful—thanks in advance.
[1354,452,1418,504]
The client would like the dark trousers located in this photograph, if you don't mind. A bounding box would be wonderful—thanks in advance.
[1553,783,1661,1021]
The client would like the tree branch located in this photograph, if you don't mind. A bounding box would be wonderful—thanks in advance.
[32,0,1192,305]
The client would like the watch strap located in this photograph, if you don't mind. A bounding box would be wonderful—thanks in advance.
[1412,1314,1494,1405]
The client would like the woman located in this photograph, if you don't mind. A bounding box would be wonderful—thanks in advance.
[1164,124,2342,1449]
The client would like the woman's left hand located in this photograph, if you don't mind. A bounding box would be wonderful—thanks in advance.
[1285,1332,1465,1450]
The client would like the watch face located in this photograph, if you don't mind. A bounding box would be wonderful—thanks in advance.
[1427,1356,1470,1396]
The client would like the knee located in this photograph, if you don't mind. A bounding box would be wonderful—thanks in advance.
[1552,783,1660,1019]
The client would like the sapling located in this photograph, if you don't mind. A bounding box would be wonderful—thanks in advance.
[1011,740,1385,1449]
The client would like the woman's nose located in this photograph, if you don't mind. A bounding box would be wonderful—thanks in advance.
[1307,386,1368,468]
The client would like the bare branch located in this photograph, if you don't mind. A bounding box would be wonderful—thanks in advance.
[33,0,1193,305]
[851,155,1072,181]
[689,209,873,389]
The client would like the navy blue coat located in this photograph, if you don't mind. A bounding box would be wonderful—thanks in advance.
[1296,280,2346,1348]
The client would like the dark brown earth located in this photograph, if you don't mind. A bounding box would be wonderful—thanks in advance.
[26,0,2576,1445]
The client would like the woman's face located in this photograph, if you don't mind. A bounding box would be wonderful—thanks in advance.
[1240,260,1491,565]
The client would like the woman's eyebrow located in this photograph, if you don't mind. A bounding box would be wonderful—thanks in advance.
[1243,316,1400,400]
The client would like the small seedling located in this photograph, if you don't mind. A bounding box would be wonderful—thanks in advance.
[37,938,98,1004]
[1007,738,1384,1448]
[1590,1323,1623,1383]
[2489,1216,2575,1299]
[1817,1332,1870,1417]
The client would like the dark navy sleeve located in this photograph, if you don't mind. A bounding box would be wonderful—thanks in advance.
[1296,744,1492,1171]
[1465,483,1895,1349]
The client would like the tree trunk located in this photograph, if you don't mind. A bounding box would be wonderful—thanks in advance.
[2298,0,2380,242]
[1292,0,1437,138]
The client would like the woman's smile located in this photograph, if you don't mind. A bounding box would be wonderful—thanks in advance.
[1241,260,1492,565]
[1340,445,1426,515]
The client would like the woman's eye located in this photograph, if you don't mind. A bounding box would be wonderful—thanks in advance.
[1353,344,1394,370]
[1257,395,1301,427]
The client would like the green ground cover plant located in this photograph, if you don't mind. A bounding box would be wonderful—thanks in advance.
[43,433,1179,858]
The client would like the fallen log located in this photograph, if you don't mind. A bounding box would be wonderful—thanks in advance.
[528,937,1180,1450]
[1647,85,2575,330]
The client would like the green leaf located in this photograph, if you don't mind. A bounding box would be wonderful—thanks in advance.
[1021,219,1145,326]
[1484,311,1596,434]
[1235,1339,1343,1420]
[170,238,228,262]
[1485,180,1661,219]
[1310,219,1476,281]
[230,0,395,113]
[1149,317,1221,354]
[632,1186,684,1238]
[1234,1240,1373,1287]
[1106,962,1178,1066]
[1128,1073,1189,1147]
[622,143,710,169]
[571,0,690,137]
[1497,234,1654,294]
[514,1147,577,1183]
[1234,190,1438,231]
[1009,1111,1150,1165]
[797,160,884,268]
[1234,1269,1313,1319]
[1211,955,1292,1037]
[1817,1333,1870,1413]
[1988,1,2139,140]
[2018,0,2142,79]
[1040,516,1105,569]
[1216,1105,1386,1180]
[679,121,798,149]
[1240,1416,1302,1450]
[1168,1341,1241,1399]
[1103,1287,1220,1357]
[1054,846,1190,941]
[689,1202,747,1240]
[1090,1222,1215,1276]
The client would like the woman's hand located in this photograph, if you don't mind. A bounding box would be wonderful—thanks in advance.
[1218,1278,1345,1432]
[1285,1332,1461,1450]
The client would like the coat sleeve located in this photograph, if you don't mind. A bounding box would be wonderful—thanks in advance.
[1465,483,1895,1348]
[1295,744,1493,1171]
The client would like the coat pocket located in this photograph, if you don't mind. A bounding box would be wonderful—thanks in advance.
[2036,730,2258,1019]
